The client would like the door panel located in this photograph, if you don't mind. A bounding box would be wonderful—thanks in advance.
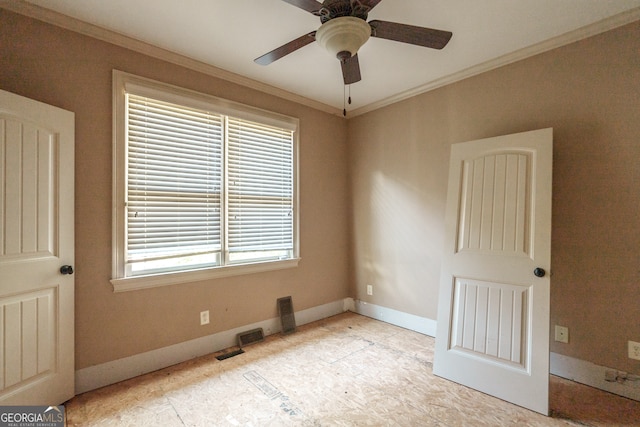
[1,289,56,388]
[434,128,552,415]
[1,119,57,260]
[451,277,528,368]
[458,153,531,255]
[0,89,74,405]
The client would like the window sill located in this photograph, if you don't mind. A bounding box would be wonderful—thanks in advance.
[110,258,301,292]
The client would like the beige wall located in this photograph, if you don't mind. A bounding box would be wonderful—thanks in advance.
[0,9,351,369]
[348,22,640,373]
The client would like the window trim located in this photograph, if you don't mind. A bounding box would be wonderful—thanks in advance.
[111,70,300,292]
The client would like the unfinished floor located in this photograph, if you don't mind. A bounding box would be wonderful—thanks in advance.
[66,312,640,426]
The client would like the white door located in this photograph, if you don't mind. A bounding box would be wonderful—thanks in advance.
[0,89,74,405]
[433,128,552,415]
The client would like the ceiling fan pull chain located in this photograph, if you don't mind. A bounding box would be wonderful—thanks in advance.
[343,84,347,116]
[343,84,352,117]
[342,85,347,117]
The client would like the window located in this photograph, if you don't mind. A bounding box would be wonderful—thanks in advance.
[112,71,299,291]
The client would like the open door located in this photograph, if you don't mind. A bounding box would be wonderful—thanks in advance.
[0,89,75,405]
[433,128,552,415]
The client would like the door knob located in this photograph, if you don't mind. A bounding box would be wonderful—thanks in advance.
[533,267,545,278]
[60,265,74,275]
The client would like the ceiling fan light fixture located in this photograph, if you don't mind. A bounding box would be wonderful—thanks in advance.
[315,16,371,60]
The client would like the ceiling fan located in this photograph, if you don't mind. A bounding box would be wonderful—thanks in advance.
[255,0,453,85]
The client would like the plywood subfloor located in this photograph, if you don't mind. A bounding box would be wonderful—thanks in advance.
[66,312,640,426]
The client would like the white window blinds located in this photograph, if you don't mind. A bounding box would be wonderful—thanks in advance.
[227,119,294,263]
[124,92,295,276]
[126,94,223,274]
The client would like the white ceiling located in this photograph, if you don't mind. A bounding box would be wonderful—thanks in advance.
[18,0,640,114]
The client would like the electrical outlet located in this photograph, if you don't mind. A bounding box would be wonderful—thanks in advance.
[200,310,210,326]
[366,284,373,296]
[629,340,640,361]
[554,325,569,343]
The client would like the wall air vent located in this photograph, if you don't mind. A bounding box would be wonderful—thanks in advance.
[277,296,296,335]
[237,328,265,348]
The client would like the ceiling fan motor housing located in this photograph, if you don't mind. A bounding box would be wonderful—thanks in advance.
[315,16,371,60]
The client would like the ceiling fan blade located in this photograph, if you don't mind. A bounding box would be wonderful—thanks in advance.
[369,20,452,50]
[254,32,316,66]
[280,0,323,14]
[341,54,361,85]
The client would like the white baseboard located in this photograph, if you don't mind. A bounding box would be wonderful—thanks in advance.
[75,298,349,394]
[349,300,640,402]
[550,352,640,401]
[352,300,437,337]
[76,298,639,403]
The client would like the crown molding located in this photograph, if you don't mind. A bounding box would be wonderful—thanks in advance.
[0,0,343,116]
[3,1,638,119]
[349,7,640,117]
